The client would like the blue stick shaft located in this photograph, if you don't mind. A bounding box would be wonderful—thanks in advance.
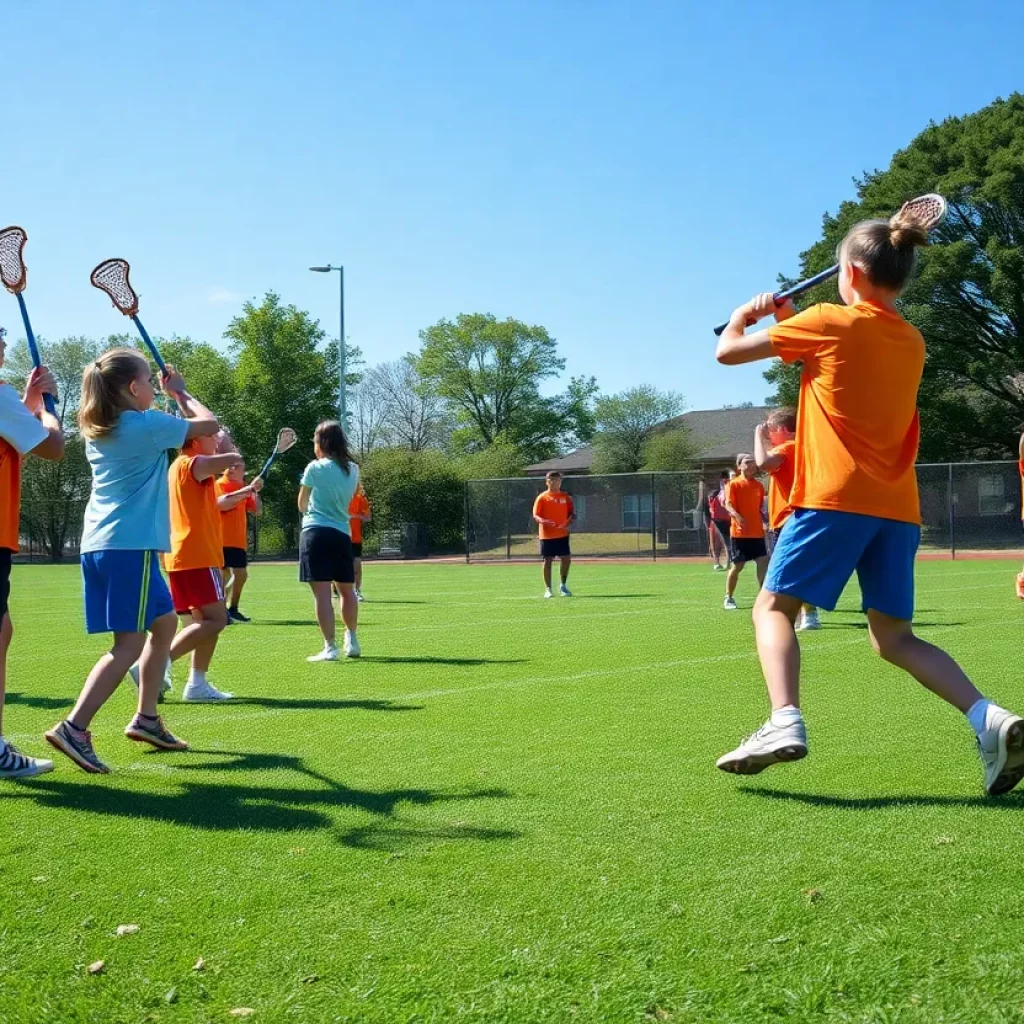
[15,293,57,417]
[712,263,840,337]
[131,315,166,372]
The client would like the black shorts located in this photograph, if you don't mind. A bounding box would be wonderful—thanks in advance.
[731,537,768,564]
[351,542,363,559]
[541,536,571,559]
[299,527,355,584]
[223,547,248,570]
[712,519,731,545]
[0,549,11,619]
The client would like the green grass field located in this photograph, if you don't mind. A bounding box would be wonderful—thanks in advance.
[3,559,1024,1023]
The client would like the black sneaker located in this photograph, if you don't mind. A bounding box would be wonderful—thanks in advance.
[44,721,109,774]
[227,608,251,624]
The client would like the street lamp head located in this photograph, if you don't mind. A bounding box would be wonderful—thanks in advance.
[309,266,332,273]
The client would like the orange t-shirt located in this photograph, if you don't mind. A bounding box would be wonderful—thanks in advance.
[1019,460,1024,522]
[349,493,370,544]
[167,455,224,571]
[767,439,796,531]
[0,440,21,552]
[215,476,256,551]
[725,476,765,539]
[533,490,574,540]
[768,302,923,525]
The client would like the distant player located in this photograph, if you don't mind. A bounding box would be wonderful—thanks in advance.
[714,204,1024,795]
[0,329,64,777]
[1017,429,1024,600]
[165,434,241,701]
[754,409,820,631]
[707,471,731,571]
[533,471,574,598]
[722,454,768,610]
[215,461,263,623]
[349,483,371,602]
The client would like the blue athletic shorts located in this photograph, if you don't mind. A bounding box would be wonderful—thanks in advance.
[765,508,920,620]
[81,550,174,634]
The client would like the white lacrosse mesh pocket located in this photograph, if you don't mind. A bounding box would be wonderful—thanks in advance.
[0,226,28,293]
[90,259,140,316]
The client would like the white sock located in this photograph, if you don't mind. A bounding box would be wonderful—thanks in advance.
[967,698,992,734]
[189,670,207,687]
[770,705,803,728]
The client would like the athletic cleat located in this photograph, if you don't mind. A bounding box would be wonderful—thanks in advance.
[344,631,362,659]
[544,588,553,599]
[978,707,1024,796]
[181,680,234,702]
[716,718,808,775]
[796,610,822,632]
[44,721,110,774]
[0,741,53,779]
[1016,573,1024,601]
[559,584,572,598]
[713,564,726,572]
[227,608,251,624]
[125,716,189,751]
[356,591,366,603]
[307,645,339,663]
[723,596,738,611]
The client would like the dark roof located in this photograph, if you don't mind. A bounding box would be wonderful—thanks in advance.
[524,406,772,473]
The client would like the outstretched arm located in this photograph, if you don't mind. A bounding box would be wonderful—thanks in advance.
[716,294,796,365]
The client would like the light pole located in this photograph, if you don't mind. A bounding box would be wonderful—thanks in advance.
[309,264,346,424]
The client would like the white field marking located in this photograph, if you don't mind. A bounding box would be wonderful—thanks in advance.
[14,615,1000,748]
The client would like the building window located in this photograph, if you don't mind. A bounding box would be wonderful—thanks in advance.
[573,494,587,528]
[978,475,1008,516]
[622,493,653,531]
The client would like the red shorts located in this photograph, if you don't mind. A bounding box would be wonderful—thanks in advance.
[167,567,224,614]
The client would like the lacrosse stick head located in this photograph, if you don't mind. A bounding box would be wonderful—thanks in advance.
[275,427,298,454]
[0,226,28,295]
[90,258,139,316]
[892,193,948,234]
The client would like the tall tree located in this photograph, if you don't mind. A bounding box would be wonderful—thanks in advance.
[368,357,451,451]
[414,313,571,461]
[591,386,686,473]
[763,94,1024,460]
[3,336,101,425]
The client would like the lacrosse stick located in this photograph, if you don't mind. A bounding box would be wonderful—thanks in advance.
[90,258,167,372]
[0,227,57,416]
[254,427,298,481]
[712,193,948,336]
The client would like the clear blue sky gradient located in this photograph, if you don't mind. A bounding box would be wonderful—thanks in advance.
[5,0,1022,410]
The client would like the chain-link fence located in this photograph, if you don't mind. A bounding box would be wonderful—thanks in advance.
[467,462,1024,562]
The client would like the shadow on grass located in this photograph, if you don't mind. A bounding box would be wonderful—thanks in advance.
[740,786,1024,811]
[204,696,422,712]
[357,656,526,666]
[11,749,518,848]
[6,692,72,710]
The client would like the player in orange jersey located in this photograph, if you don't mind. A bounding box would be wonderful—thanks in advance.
[722,454,768,610]
[165,435,242,701]
[1016,430,1024,600]
[715,204,1024,796]
[533,471,575,598]
[0,328,64,777]
[215,461,263,623]
[348,483,371,602]
[754,408,819,631]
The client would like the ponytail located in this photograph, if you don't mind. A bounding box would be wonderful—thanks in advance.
[79,348,149,439]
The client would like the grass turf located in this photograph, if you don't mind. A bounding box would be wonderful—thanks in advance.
[2,559,1024,1023]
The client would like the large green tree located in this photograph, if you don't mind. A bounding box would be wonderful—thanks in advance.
[591,386,686,473]
[414,313,586,462]
[764,94,1024,460]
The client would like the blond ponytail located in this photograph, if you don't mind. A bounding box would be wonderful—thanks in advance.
[79,348,149,439]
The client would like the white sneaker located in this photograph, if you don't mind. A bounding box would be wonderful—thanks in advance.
[356,591,366,603]
[713,564,726,572]
[343,631,361,659]
[181,679,234,702]
[716,718,808,775]
[796,610,821,632]
[126,663,174,701]
[977,706,1024,796]
[723,596,738,610]
[559,584,572,598]
[544,588,553,599]
[307,645,339,663]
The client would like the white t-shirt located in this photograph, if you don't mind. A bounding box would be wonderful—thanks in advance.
[0,382,47,455]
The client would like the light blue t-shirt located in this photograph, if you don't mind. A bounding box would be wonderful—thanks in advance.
[80,410,189,553]
[300,458,359,535]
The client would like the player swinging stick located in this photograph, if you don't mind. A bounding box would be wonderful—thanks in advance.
[714,199,1024,796]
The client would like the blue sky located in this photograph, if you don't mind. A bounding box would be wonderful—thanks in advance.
[5,0,1021,411]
